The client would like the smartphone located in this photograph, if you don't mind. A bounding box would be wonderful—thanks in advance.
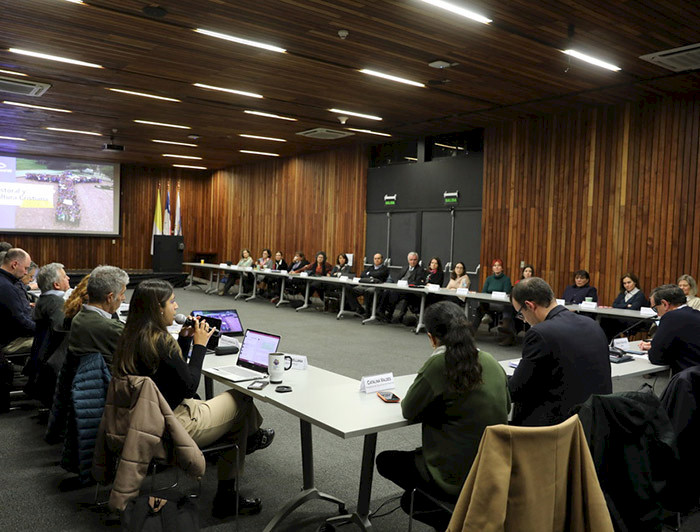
[247,380,269,390]
[377,391,400,403]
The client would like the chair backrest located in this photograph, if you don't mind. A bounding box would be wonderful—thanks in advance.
[447,414,613,532]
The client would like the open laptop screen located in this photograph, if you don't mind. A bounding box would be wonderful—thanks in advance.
[238,329,281,371]
[191,309,243,335]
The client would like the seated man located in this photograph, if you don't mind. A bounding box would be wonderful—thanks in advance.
[347,253,390,317]
[641,284,700,375]
[284,251,310,298]
[508,277,612,426]
[0,248,36,412]
[379,251,426,323]
[68,265,129,365]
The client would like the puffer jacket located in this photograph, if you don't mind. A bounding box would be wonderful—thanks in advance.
[92,375,205,511]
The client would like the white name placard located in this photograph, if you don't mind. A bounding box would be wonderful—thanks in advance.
[283,353,308,370]
[397,280,408,287]
[456,288,470,296]
[359,372,395,394]
[352,277,361,284]
[640,306,656,316]
[299,272,309,277]
[556,298,566,306]
[492,291,509,300]
[219,263,228,268]
[425,283,441,292]
[263,268,272,273]
[580,301,598,309]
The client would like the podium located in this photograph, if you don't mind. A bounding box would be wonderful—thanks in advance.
[153,235,184,272]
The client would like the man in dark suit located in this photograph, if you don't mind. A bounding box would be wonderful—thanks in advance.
[641,284,700,375]
[378,251,426,323]
[508,277,612,426]
[348,252,390,317]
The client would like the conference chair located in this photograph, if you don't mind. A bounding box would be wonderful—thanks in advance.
[407,486,455,532]
[444,414,614,532]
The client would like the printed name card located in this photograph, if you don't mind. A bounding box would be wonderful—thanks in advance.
[397,280,409,287]
[556,299,566,306]
[284,353,308,370]
[613,338,631,350]
[491,291,509,300]
[299,272,309,277]
[359,372,395,394]
[263,268,272,273]
[244,266,253,272]
[580,301,598,309]
[219,263,228,268]
[640,306,657,316]
[456,288,470,296]
[426,283,441,292]
[352,277,361,284]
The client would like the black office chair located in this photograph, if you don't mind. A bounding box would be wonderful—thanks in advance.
[407,487,455,531]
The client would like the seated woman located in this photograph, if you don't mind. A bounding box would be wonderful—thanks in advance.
[515,264,535,284]
[443,261,470,305]
[425,257,444,287]
[330,253,352,278]
[678,274,700,310]
[376,301,510,530]
[562,269,598,304]
[220,248,254,296]
[112,280,274,518]
[255,248,273,297]
[305,251,332,301]
[601,273,648,340]
[470,259,514,345]
[266,251,288,301]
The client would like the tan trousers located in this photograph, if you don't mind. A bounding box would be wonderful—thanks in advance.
[173,389,263,480]
[1,336,33,355]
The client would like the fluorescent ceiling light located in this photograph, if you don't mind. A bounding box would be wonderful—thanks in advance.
[239,134,286,142]
[3,101,71,113]
[240,150,279,157]
[194,29,286,53]
[64,0,84,3]
[329,108,382,121]
[108,88,180,102]
[152,139,198,147]
[173,164,208,170]
[9,48,102,68]
[404,157,418,161]
[162,154,203,160]
[134,119,191,129]
[435,142,464,150]
[0,69,27,77]
[359,69,425,88]
[244,110,297,121]
[562,49,621,71]
[45,127,101,136]
[419,0,491,24]
[194,83,263,99]
[0,135,26,141]
[346,127,391,137]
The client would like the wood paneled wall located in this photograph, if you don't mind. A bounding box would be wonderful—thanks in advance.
[209,146,368,272]
[481,95,700,304]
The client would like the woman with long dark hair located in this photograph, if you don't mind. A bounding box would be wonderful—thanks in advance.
[112,279,274,518]
[376,301,510,529]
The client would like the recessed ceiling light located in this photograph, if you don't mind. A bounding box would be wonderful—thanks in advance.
[404,156,418,161]
[3,101,71,113]
[134,120,191,129]
[359,69,425,88]
[152,139,198,147]
[45,127,101,136]
[240,150,279,157]
[173,164,208,170]
[108,88,180,102]
[244,110,297,121]
[0,135,26,141]
[419,0,491,24]
[329,108,382,121]
[162,154,203,160]
[239,134,286,142]
[9,48,103,68]
[562,49,621,71]
[194,83,263,99]
[346,128,392,137]
[435,142,464,150]
[0,69,27,77]
[64,0,84,4]
[194,29,286,53]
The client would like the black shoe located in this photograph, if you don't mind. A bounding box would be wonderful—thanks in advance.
[212,493,262,518]
[246,428,275,455]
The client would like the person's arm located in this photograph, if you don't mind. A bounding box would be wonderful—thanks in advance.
[482,276,492,293]
[504,276,512,293]
[508,328,549,401]
[563,285,574,304]
[627,291,646,310]
[589,286,598,302]
[401,362,438,422]
[647,318,674,366]
[432,270,444,286]
[612,292,626,309]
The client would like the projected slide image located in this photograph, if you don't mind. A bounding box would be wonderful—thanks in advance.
[0,155,119,235]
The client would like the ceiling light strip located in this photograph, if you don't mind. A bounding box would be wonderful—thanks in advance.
[240,150,279,157]
[3,101,71,113]
[0,69,27,77]
[162,154,203,160]
[194,29,286,53]
[329,108,382,121]
[359,69,425,87]
[562,49,621,71]
[108,88,180,102]
[45,127,101,136]
[152,139,198,147]
[419,0,491,24]
[0,135,26,141]
[173,164,208,170]
[194,83,263,99]
[239,134,286,142]
[134,120,190,129]
[9,48,103,68]
[244,110,297,121]
[346,128,391,137]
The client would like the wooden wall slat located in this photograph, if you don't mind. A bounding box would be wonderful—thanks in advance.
[482,95,700,304]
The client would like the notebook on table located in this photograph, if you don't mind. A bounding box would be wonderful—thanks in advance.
[191,309,244,336]
[209,329,281,382]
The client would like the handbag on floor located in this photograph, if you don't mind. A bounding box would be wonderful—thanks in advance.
[121,495,199,532]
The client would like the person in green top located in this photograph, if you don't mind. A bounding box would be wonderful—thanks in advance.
[376,301,510,530]
[471,258,517,345]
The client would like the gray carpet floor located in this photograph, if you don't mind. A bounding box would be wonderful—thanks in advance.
[2,285,697,532]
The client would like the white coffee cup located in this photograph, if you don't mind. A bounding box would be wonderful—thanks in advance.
[268,352,292,384]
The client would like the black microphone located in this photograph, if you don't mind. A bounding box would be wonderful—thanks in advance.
[608,315,655,360]
[174,314,221,337]
[608,316,655,348]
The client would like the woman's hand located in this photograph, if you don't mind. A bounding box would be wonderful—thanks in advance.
[192,316,216,346]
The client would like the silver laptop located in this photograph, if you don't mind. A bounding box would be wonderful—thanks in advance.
[209,329,281,382]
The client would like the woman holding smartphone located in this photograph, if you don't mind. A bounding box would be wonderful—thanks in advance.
[112,279,274,518]
[376,301,510,529]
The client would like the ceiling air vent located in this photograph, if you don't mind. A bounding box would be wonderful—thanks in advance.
[295,128,354,140]
[639,43,700,72]
[0,76,51,96]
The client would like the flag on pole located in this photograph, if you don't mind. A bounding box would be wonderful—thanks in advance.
[163,183,172,236]
[150,185,162,255]
[174,181,183,236]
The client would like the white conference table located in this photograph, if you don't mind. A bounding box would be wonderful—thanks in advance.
[202,356,416,531]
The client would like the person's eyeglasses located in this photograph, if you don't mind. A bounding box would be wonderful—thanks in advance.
[650,303,659,313]
[514,304,525,321]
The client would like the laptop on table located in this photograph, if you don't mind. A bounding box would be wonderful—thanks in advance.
[209,329,281,382]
